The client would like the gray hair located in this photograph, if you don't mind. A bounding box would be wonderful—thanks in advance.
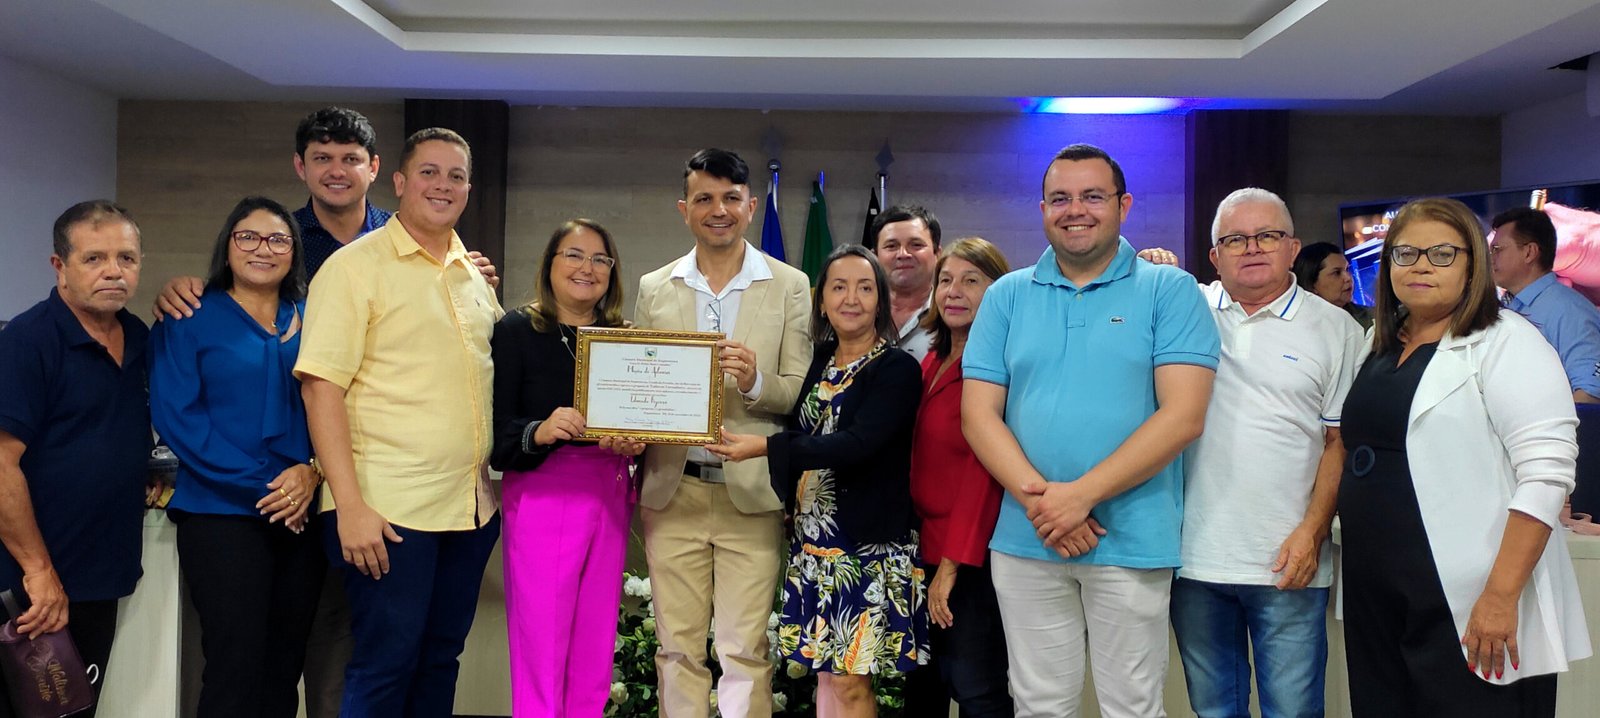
[1212,187,1294,240]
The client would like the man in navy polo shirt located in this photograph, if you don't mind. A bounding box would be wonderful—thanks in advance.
[964,144,1219,717]
[0,201,151,717]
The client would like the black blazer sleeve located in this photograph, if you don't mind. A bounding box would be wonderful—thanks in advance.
[766,348,923,510]
[490,314,569,472]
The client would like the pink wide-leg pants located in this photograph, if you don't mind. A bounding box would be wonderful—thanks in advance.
[502,444,634,717]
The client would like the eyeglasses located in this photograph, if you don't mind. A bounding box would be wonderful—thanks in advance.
[231,230,294,255]
[557,249,616,271]
[1390,243,1467,267]
[1045,191,1123,210]
[1213,230,1290,254]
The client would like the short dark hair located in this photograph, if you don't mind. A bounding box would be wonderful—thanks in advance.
[524,218,626,333]
[1293,242,1345,292]
[867,204,941,251]
[52,200,139,259]
[1043,143,1127,195]
[295,107,379,158]
[399,127,472,175]
[1491,206,1558,273]
[809,245,897,346]
[683,148,750,196]
[206,196,306,302]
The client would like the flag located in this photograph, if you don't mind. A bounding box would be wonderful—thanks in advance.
[860,183,882,247]
[801,179,833,284]
[760,172,785,262]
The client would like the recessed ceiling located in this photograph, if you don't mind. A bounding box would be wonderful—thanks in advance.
[1,0,1597,114]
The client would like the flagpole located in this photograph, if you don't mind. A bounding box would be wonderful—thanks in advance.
[769,159,781,214]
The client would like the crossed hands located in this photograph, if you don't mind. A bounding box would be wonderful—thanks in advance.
[1021,480,1106,558]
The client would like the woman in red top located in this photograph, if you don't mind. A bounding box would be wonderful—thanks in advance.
[904,237,1014,717]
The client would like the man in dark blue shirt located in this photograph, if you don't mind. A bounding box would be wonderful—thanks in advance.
[0,201,151,717]
[155,107,495,318]
[290,107,393,280]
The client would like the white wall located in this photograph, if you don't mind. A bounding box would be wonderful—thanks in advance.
[0,55,118,320]
[1502,89,1600,187]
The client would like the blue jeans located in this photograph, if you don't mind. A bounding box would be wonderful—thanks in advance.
[323,512,501,718]
[1170,577,1328,718]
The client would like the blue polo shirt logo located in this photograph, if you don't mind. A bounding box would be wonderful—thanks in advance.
[1110,316,1126,324]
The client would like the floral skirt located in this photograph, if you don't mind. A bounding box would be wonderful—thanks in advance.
[775,469,929,676]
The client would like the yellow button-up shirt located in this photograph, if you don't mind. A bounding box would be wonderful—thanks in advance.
[295,217,503,531]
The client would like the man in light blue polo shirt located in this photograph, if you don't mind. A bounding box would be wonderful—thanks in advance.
[964,143,1219,717]
[1489,206,1600,402]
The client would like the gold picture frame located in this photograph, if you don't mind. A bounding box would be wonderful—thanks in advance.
[573,327,725,445]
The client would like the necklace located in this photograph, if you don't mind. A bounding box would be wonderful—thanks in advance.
[230,290,278,334]
[558,324,578,360]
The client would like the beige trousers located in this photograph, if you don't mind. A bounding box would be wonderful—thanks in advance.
[642,476,785,718]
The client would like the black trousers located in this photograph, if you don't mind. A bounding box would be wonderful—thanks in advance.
[0,599,117,718]
[903,561,1014,718]
[175,513,326,718]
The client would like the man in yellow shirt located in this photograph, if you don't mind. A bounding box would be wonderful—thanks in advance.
[295,127,503,718]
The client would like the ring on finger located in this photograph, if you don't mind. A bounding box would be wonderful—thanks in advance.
[279,487,290,498]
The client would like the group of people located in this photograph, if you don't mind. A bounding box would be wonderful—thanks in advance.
[0,103,1592,718]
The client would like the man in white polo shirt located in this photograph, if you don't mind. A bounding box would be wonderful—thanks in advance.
[1172,188,1363,718]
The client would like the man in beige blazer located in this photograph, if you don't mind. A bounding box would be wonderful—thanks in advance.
[634,148,813,718]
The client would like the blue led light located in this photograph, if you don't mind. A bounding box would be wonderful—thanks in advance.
[1023,97,1186,114]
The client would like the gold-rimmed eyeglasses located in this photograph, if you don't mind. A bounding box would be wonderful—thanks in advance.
[558,249,616,271]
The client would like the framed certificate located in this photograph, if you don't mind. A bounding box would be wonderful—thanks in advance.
[573,327,725,445]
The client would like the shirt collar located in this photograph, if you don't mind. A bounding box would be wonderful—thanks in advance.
[1206,277,1302,320]
[670,240,773,295]
[298,199,389,236]
[1507,271,1559,310]
[898,297,932,336]
[383,216,471,267]
[1030,237,1137,290]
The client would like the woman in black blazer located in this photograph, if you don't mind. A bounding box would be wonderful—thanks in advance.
[709,245,928,717]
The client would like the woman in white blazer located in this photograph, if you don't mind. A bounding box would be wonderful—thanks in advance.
[1338,197,1591,717]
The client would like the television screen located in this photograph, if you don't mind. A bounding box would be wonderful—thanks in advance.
[1337,180,1600,306]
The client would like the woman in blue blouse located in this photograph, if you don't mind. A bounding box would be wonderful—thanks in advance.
[150,196,323,718]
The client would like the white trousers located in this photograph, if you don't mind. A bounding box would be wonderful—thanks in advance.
[990,551,1173,718]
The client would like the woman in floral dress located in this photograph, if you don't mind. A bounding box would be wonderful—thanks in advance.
[709,245,928,717]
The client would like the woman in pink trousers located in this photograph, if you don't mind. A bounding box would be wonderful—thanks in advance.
[490,219,644,716]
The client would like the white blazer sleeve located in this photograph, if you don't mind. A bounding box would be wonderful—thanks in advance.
[1479,313,1579,528]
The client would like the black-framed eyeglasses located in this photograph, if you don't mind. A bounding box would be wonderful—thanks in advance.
[231,230,293,255]
[1045,191,1123,210]
[1213,230,1290,254]
[557,249,616,271]
[1390,243,1467,267]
